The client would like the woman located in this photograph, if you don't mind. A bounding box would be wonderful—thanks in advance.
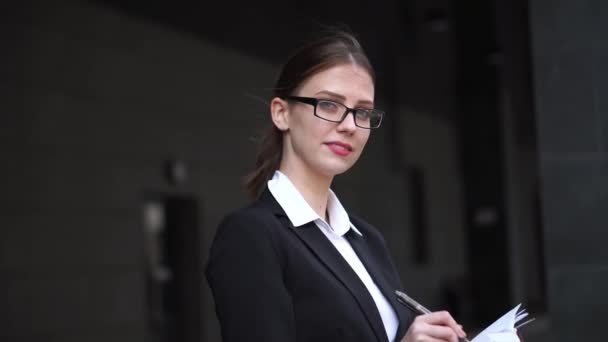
[206,28,468,342]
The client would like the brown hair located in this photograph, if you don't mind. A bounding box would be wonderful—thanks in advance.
[243,27,376,199]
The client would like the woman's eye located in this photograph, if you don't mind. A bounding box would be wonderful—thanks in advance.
[318,101,340,112]
[355,110,372,120]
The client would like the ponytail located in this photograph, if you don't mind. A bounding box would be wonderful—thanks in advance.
[243,125,283,199]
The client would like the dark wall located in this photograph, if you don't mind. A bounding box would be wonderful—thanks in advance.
[529,0,608,340]
[1,1,278,340]
[2,1,418,341]
[5,0,582,341]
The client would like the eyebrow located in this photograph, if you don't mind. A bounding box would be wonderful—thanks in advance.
[314,90,374,107]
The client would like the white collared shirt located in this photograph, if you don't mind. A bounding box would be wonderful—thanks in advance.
[268,170,398,342]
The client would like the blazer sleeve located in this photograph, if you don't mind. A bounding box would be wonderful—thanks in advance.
[205,209,295,342]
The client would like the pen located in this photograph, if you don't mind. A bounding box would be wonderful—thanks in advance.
[395,290,471,342]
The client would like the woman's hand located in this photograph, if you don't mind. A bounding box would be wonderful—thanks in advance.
[401,311,467,342]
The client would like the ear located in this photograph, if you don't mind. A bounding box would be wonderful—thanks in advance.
[270,97,290,131]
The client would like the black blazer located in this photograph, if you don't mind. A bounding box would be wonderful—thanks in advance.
[206,189,414,342]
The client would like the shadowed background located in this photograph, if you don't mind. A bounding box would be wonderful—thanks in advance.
[2,0,607,341]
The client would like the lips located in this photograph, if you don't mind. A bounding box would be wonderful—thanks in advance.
[325,141,353,156]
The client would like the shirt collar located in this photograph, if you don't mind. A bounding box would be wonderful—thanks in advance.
[267,170,362,237]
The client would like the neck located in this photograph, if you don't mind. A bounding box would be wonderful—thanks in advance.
[279,163,332,221]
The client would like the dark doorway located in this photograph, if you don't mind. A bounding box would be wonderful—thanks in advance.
[142,194,202,342]
[454,0,511,324]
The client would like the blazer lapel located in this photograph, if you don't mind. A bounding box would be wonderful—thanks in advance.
[257,189,389,342]
[345,229,412,340]
[289,222,389,342]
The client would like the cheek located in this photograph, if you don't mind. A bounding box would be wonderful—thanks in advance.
[296,117,332,143]
[289,117,324,153]
[350,132,370,161]
[357,131,371,149]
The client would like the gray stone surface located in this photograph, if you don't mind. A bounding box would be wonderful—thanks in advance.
[533,48,599,154]
[547,267,608,339]
[541,159,608,266]
[530,0,608,340]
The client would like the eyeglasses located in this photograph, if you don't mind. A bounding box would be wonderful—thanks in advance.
[283,96,384,129]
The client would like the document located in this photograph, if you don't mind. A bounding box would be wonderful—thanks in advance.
[394,290,533,342]
[470,304,531,342]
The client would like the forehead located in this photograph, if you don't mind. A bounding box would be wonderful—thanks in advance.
[297,63,375,103]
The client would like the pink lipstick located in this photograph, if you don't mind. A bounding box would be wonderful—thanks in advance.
[325,141,352,156]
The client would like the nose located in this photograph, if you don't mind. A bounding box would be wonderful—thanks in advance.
[336,111,357,133]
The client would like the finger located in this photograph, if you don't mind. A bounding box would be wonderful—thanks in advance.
[423,323,460,342]
[406,320,459,342]
[458,324,468,337]
[439,311,466,337]
[416,311,467,338]
[416,337,449,342]
[402,330,452,342]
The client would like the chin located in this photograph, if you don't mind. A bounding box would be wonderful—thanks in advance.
[317,160,356,178]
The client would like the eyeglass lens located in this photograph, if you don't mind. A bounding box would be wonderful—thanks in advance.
[315,100,381,128]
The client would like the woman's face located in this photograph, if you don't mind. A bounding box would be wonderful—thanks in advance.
[273,63,374,180]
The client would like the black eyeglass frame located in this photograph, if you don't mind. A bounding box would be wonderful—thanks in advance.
[282,95,384,129]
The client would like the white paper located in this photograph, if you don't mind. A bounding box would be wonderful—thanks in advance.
[470,304,528,342]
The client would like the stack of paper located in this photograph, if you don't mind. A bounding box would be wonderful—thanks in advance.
[470,304,530,342]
